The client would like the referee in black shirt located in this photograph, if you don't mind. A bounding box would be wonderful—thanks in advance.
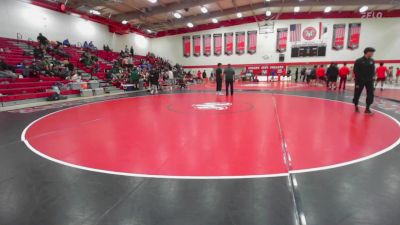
[353,47,376,114]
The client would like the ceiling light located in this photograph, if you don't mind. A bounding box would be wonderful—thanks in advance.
[148,0,157,3]
[200,6,208,14]
[359,5,368,13]
[212,18,218,23]
[173,12,182,19]
[187,22,194,28]
[266,10,272,16]
[121,20,128,24]
[324,6,332,13]
[89,9,101,15]
[237,12,242,18]
[266,0,270,2]
[294,6,300,13]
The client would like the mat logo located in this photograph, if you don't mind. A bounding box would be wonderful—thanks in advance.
[192,102,232,110]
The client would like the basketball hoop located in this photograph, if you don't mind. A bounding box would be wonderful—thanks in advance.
[259,21,275,34]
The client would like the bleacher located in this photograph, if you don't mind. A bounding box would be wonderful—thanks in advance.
[0,36,128,107]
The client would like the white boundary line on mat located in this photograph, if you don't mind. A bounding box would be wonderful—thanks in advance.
[21,93,400,179]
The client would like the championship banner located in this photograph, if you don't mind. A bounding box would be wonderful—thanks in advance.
[183,36,191,58]
[332,24,346,50]
[247,30,257,54]
[203,34,211,57]
[347,23,361,50]
[276,28,288,53]
[213,33,222,56]
[224,32,234,56]
[235,31,245,55]
[193,35,201,57]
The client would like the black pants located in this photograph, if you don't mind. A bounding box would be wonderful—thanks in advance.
[225,79,234,96]
[216,78,222,92]
[353,80,374,108]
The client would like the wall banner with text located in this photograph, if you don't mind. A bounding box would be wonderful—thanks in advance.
[213,33,222,56]
[235,31,245,55]
[193,35,201,57]
[183,36,191,57]
[203,34,211,57]
[224,32,234,56]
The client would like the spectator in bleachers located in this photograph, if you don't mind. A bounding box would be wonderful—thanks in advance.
[130,67,140,89]
[22,65,31,78]
[63,39,71,47]
[37,33,49,49]
[130,46,134,56]
[88,41,96,50]
[0,59,17,78]
[83,41,89,49]
[33,46,44,60]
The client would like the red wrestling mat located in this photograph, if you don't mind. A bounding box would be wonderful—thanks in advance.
[22,93,400,178]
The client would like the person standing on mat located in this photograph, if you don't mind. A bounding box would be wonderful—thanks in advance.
[338,63,350,91]
[224,64,235,96]
[215,63,223,95]
[326,63,339,90]
[375,62,389,91]
[353,47,376,114]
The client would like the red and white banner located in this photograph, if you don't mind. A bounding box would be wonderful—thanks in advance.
[276,28,288,53]
[213,33,222,56]
[235,31,245,55]
[347,23,361,50]
[332,24,346,50]
[246,65,286,76]
[183,36,191,57]
[193,35,201,57]
[224,32,234,56]
[247,30,257,54]
[203,34,211,57]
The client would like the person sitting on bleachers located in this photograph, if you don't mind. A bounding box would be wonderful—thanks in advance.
[83,41,89,49]
[88,41,96,50]
[68,72,82,82]
[63,38,71,47]
[23,65,31,78]
[33,46,44,60]
[37,33,49,49]
[0,59,17,78]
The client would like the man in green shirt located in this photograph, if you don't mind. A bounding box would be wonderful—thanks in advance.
[130,67,140,89]
[224,64,235,96]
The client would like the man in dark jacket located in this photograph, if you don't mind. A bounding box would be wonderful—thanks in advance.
[149,68,159,94]
[215,63,223,95]
[353,47,376,114]
[326,63,339,90]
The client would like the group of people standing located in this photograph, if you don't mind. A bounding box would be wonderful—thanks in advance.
[215,63,236,96]
[298,63,351,91]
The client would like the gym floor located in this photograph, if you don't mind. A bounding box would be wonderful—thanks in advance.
[1,82,400,225]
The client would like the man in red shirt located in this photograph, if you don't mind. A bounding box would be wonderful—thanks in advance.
[316,65,327,87]
[338,63,350,91]
[396,67,400,84]
[375,62,389,91]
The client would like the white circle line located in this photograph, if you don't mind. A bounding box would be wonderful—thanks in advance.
[21,92,400,179]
